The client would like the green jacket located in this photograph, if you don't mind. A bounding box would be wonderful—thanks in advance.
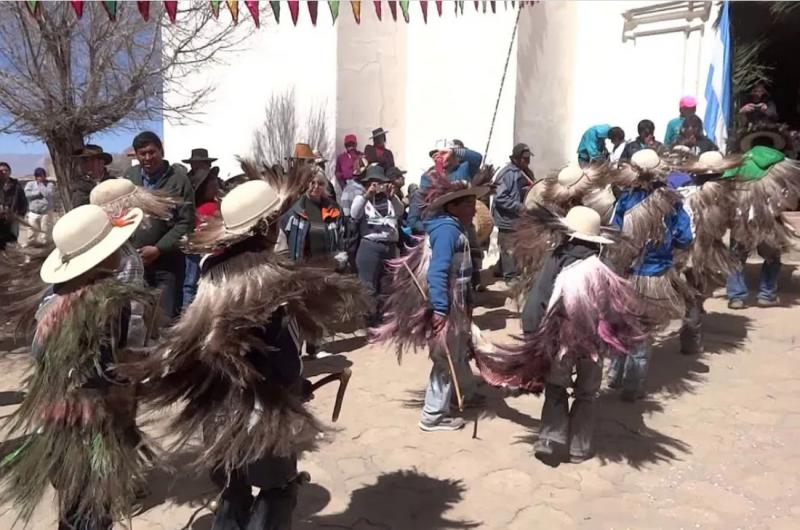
[124,161,194,253]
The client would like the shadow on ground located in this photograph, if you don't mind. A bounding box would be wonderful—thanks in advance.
[138,448,216,515]
[296,470,479,529]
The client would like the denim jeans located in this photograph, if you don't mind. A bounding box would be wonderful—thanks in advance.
[421,327,476,424]
[726,242,781,301]
[608,341,652,394]
[182,253,201,311]
[497,229,518,280]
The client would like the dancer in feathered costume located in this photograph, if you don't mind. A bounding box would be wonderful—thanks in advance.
[527,163,612,218]
[474,206,653,464]
[0,204,157,529]
[669,150,741,354]
[128,162,371,529]
[722,146,800,309]
[607,149,694,401]
[374,171,489,432]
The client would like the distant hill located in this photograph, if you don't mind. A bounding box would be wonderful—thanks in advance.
[0,152,133,180]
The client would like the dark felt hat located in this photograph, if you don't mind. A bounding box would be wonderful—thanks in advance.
[72,144,112,165]
[182,148,218,164]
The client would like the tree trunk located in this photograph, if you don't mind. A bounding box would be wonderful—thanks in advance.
[46,133,84,212]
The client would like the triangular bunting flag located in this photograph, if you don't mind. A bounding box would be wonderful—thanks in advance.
[164,0,178,22]
[245,0,259,27]
[351,1,361,24]
[102,1,118,20]
[374,0,381,21]
[457,1,464,15]
[482,1,487,13]
[435,1,442,17]
[25,0,38,16]
[420,0,427,23]
[308,0,318,25]
[399,0,409,22]
[288,0,299,25]
[210,0,221,18]
[137,1,150,21]
[473,1,479,12]
[227,0,239,23]
[328,0,339,22]
[490,1,496,13]
[269,0,280,22]
[388,0,397,21]
[70,0,83,18]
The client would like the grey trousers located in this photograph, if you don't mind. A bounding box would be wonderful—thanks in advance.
[421,327,477,424]
[497,229,518,280]
[538,355,603,458]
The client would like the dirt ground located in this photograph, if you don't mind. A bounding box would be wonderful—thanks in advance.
[1,262,799,529]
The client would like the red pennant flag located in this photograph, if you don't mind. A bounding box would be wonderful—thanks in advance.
[308,1,318,25]
[245,1,259,27]
[435,1,442,17]
[137,1,150,21]
[420,1,427,22]
[164,1,178,22]
[288,0,299,25]
[388,0,397,21]
[70,0,83,18]
[374,0,381,20]
[351,1,361,23]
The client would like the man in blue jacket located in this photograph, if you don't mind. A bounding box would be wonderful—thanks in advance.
[577,124,625,167]
[608,187,693,401]
[420,184,486,432]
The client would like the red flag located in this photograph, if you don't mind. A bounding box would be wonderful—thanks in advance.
[70,0,83,18]
[308,0,318,25]
[388,0,397,21]
[164,1,178,23]
[435,1,442,17]
[245,0,259,27]
[420,1,427,23]
[351,1,361,23]
[374,0,381,20]
[288,0,299,25]
[137,1,150,21]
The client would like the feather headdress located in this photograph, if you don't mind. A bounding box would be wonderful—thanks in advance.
[536,162,612,214]
[184,160,321,254]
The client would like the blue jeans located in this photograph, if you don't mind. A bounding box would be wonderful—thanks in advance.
[726,242,781,301]
[182,254,201,311]
[421,328,476,424]
[608,341,652,394]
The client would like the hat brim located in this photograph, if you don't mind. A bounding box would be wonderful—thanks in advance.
[428,186,490,211]
[740,131,787,152]
[568,233,615,245]
[371,130,389,139]
[40,208,144,284]
[73,152,113,165]
[182,157,218,163]
[223,196,283,236]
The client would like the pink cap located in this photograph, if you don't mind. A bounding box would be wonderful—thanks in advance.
[679,95,697,108]
[344,134,357,145]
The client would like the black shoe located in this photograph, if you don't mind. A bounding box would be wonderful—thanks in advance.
[533,439,565,467]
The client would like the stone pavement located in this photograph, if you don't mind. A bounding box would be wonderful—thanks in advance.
[1,262,800,529]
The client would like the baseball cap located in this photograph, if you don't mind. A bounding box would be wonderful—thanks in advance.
[512,143,532,158]
[679,95,697,109]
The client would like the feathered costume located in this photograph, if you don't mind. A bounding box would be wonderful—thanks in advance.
[474,209,654,394]
[127,161,372,478]
[532,162,612,215]
[0,279,157,526]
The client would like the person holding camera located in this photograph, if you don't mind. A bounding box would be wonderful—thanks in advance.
[350,164,404,325]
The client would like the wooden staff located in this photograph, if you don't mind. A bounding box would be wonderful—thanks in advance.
[402,261,464,412]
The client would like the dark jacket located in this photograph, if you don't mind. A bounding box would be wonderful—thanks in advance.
[281,195,343,263]
[491,162,531,230]
[521,241,600,333]
[124,161,195,254]
[71,171,114,207]
[0,177,27,246]
[425,214,473,315]
[364,144,395,169]
[674,136,718,156]
[619,138,666,162]
[613,188,693,276]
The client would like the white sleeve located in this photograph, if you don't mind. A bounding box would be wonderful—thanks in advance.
[350,194,367,221]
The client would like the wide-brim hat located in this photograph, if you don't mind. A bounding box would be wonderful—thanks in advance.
[358,164,393,183]
[190,166,221,191]
[220,179,282,236]
[90,178,177,221]
[740,130,787,152]
[182,148,218,164]
[41,205,143,284]
[290,143,318,160]
[631,149,662,171]
[557,165,586,188]
[370,127,389,139]
[72,144,112,165]
[564,205,615,245]
[428,185,490,211]
[386,166,407,180]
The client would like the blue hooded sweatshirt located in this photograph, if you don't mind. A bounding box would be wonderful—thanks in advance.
[408,148,483,234]
[613,188,693,276]
[577,124,611,163]
[424,214,473,315]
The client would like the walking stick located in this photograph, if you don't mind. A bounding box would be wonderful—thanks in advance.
[402,261,464,412]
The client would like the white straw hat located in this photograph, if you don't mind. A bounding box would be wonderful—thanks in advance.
[694,151,724,172]
[557,165,585,187]
[89,178,136,206]
[564,206,615,245]
[631,149,662,171]
[220,179,282,235]
[40,205,143,284]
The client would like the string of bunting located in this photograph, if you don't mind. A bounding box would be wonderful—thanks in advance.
[29,1,536,25]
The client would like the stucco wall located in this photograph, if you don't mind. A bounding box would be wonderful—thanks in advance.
[163,13,337,179]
